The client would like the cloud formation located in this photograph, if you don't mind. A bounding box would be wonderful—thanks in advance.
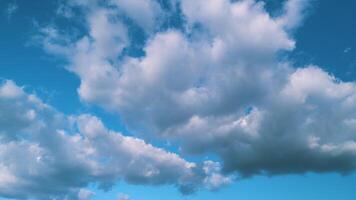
[34,0,356,197]
[0,80,228,199]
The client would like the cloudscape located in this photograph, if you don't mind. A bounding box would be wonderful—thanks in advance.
[0,0,356,199]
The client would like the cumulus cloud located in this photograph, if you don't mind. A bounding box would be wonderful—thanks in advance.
[37,0,356,195]
[0,80,226,199]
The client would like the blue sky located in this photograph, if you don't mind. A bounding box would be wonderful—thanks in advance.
[0,0,356,200]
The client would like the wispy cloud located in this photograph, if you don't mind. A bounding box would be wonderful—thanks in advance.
[344,47,352,53]
[5,2,18,19]
[117,193,130,200]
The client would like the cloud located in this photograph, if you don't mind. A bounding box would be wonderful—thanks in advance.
[0,80,226,199]
[203,161,232,190]
[44,0,296,131]
[277,0,311,30]
[344,47,352,53]
[117,193,130,200]
[109,0,162,31]
[38,0,356,194]
[60,0,164,32]
[5,3,18,19]
[78,189,95,200]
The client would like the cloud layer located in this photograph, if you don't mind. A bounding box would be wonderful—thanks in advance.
[4,0,356,199]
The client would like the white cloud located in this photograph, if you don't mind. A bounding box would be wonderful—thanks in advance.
[181,0,295,64]
[36,0,356,195]
[0,81,224,199]
[53,0,299,136]
[203,161,232,190]
[277,0,311,30]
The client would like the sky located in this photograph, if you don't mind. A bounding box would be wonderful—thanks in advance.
[0,0,356,200]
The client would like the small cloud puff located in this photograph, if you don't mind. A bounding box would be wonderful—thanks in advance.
[117,193,130,200]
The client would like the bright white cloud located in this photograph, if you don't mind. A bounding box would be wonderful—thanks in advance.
[35,0,356,197]
[0,81,226,199]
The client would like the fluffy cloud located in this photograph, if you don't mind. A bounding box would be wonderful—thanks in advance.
[38,0,356,195]
[203,161,232,190]
[181,0,295,62]
[0,80,227,199]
